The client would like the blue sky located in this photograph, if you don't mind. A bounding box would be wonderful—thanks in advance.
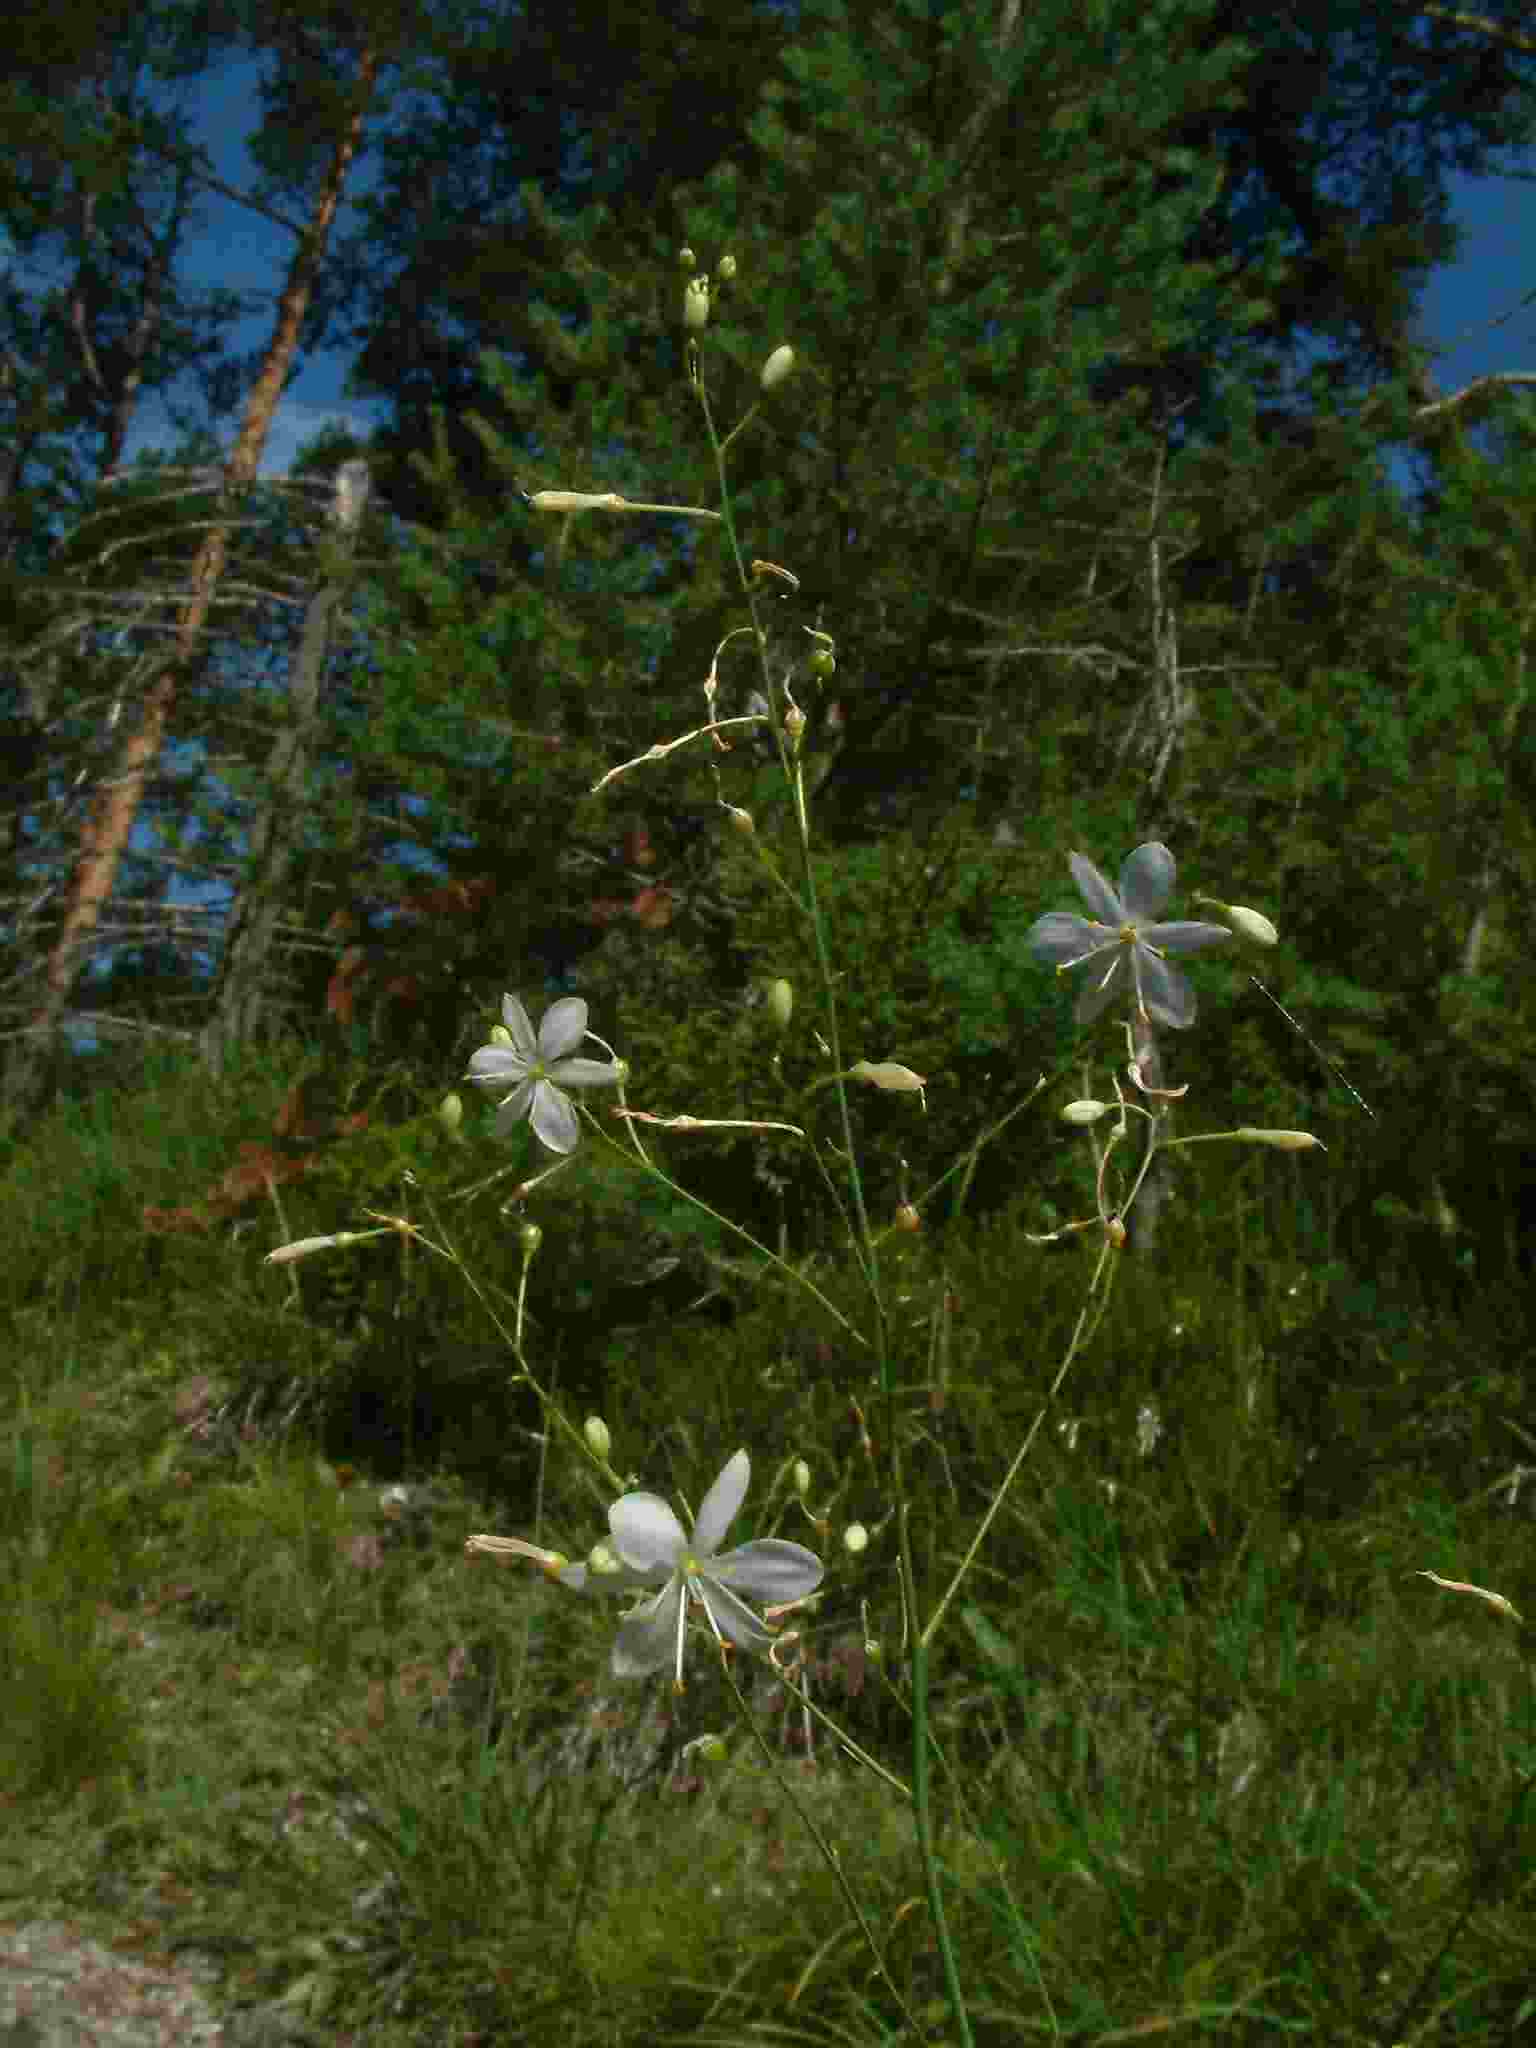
[123,62,1536,498]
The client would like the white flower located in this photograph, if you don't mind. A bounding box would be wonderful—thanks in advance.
[1026,842,1232,1029]
[602,1451,823,1684]
[465,994,620,1153]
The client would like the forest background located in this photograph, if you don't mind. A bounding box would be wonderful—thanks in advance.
[4,0,1536,1259]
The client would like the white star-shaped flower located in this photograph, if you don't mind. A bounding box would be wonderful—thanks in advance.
[1027,842,1231,1029]
[465,993,620,1152]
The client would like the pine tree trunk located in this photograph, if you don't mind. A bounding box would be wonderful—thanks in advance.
[13,47,379,1101]
[204,459,371,1069]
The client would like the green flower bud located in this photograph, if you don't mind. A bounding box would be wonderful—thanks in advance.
[1062,1098,1109,1124]
[584,1415,612,1459]
[677,246,696,270]
[683,276,710,332]
[793,1458,811,1496]
[850,1059,927,1094]
[264,1231,362,1266]
[760,344,795,391]
[698,1735,729,1763]
[1193,893,1278,946]
[725,803,755,836]
[766,978,794,1029]
[438,1091,464,1134]
[808,647,836,680]
[1234,1127,1325,1151]
[1224,904,1278,946]
[716,253,737,281]
[520,1222,543,1256]
[844,1522,870,1554]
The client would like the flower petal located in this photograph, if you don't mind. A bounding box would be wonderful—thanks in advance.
[1026,911,1110,969]
[529,1080,580,1153]
[694,1450,751,1557]
[466,1045,529,1091]
[610,1491,687,1574]
[546,1055,621,1090]
[1135,951,1197,1028]
[1117,842,1175,920]
[1075,949,1130,1024]
[695,1574,775,1655]
[707,1537,824,1606]
[492,1079,537,1136]
[538,996,589,1062]
[1069,852,1123,926]
[499,993,539,1059]
[1138,919,1232,957]
[611,1577,685,1677]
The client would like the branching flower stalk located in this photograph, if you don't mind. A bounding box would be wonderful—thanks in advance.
[687,317,974,2046]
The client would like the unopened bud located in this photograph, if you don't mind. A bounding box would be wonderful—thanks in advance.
[725,803,755,836]
[587,1539,624,1576]
[1062,1098,1109,1124]
[584,1415,612,1460]
[850,1060,927,1094]
[808,647,836,680]
[793,1459,811,1497]
[265,1231,360,1266]
[766,978,794,1029]
[613,1056,631,1085]
[677,246,696,270]
[760,344,795,391]
[716,254,737,282]
[894,1202,922,1233]
[1223,904,1278,946]
[1105,1215,1127,1249]
[697,1735,729,1762]
[1194,893,1278,946]
[520,1222,543,1256]
[683,276,710,332]
[438,1091,464,1134]
[1234,1127,1325,1152]
[783,703,806,742]
[843,1522,869,1555]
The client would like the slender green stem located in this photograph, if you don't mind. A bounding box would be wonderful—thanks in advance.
[720,1652,921,2035]
[910,1634,973,2044]
[923,1254,1118,1650]
[693,354,975,2039]
[587,1128,868,1347]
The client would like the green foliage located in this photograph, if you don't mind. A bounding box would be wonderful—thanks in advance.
[8,1,1536,2041]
